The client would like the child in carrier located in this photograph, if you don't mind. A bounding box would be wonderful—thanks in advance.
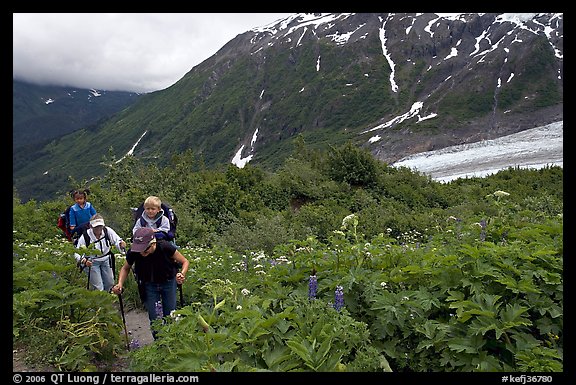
[133,196,171,240]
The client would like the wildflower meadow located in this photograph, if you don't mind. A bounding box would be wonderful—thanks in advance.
[13,144,563,372]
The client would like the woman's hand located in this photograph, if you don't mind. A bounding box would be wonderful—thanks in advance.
[111,284,124,295]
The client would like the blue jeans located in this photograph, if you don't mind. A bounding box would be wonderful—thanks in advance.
[86,257,115,291]
[143,278,177,337]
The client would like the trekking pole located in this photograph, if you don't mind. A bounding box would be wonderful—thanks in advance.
[86,259,91,290]
[178,283,184,308]
[111,287,130,350]
[109,251,116,280]
[118,292,130,350]
[111,246,130,350]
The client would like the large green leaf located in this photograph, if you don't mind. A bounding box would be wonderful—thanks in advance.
[448,334,485,354]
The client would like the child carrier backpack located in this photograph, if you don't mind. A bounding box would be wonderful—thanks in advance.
[132,201,178,241]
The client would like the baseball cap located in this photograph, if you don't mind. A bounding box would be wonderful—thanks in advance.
[131,228,155,252]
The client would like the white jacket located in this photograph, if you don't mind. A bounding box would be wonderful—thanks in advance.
[74,226,124,263]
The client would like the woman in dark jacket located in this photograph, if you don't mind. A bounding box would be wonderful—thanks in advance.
[112,227,189,338]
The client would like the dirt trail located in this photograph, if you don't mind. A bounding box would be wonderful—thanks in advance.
[124,307,155,348]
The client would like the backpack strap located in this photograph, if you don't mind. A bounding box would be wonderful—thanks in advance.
[140,216,173,240]
[82,230,90,247]
[105,227,117,279]
[103,227,111,249]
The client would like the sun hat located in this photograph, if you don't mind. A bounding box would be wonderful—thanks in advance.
[90,217,105,227]
[131,227,155,252]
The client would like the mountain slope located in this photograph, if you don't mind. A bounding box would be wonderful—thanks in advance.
[13,13,562,202]
[13,80,141,149]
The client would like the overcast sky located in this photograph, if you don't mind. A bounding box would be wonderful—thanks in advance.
[13,13,293,93]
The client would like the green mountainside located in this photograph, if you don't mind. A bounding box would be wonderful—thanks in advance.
[13,80,141,149]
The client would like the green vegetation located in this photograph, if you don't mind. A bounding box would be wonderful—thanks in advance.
[13,142,562,372]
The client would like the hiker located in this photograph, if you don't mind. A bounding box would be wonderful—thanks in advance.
[111,227,189,338]
[69,189,97,239]
[132,196,172,240]
[75,214,127,291]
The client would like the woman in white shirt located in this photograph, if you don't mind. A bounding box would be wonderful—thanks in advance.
[74,214,127,291]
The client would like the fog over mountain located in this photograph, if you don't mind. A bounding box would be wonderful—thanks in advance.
[13,13,292,93]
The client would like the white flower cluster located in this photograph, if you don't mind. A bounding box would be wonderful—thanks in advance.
[273,255,291,265]
[341,213,358,230]
[169,310,182,322]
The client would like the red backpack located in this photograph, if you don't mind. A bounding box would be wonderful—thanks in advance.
[57,206,73,241]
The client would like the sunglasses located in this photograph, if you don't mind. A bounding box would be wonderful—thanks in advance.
[141,244,153,254]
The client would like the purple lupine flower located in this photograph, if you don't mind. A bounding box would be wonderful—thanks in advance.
[479,219,487,242]
[155,301,163,319]
[308,275,318,300]
[333,286,344,311]
[129,338,141,350]
[455,217,462,238]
